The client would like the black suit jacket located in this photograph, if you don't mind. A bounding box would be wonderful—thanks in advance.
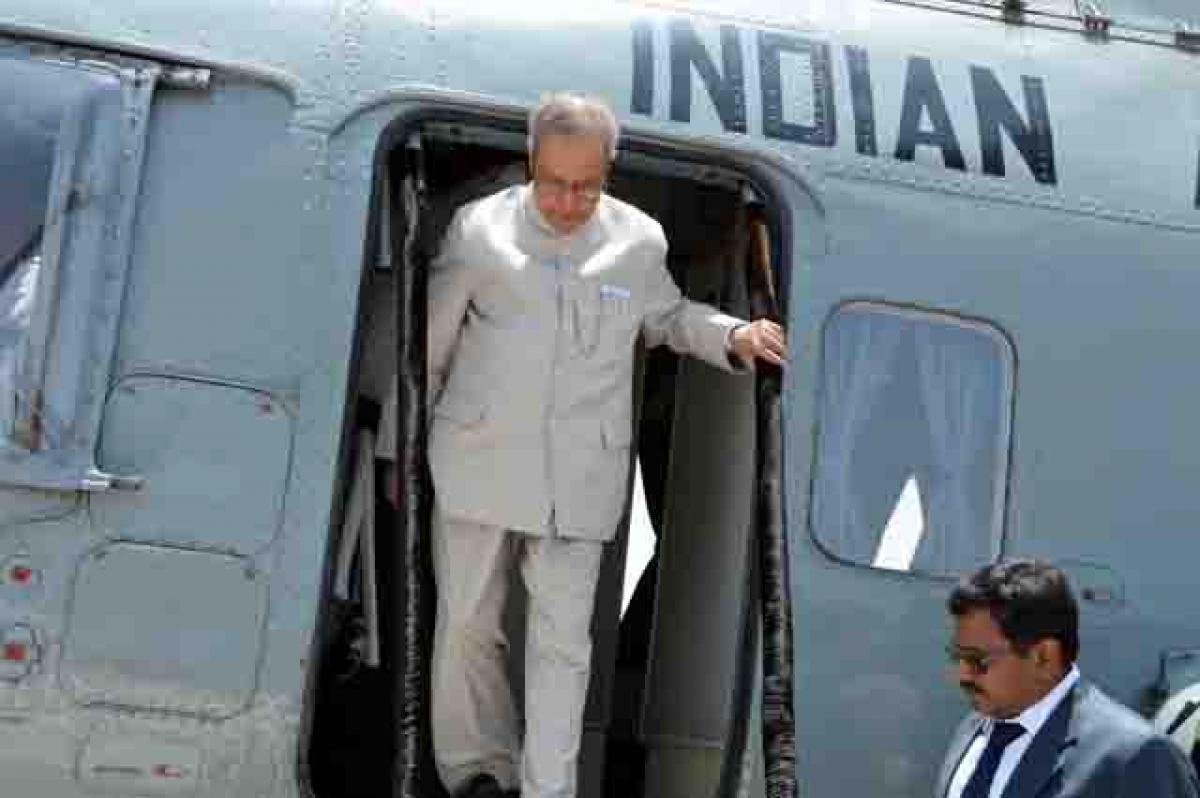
[936,682,1199,797]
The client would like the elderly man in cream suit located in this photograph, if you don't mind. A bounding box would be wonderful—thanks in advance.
[379,93,786,798]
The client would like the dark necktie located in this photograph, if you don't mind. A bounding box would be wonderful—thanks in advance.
[961,721,1025,798]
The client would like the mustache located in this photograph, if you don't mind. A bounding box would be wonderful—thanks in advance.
[960,681,983,695]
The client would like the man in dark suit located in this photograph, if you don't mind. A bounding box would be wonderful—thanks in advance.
[937,560,1198,798]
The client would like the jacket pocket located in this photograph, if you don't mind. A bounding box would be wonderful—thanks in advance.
[572,281,637,358]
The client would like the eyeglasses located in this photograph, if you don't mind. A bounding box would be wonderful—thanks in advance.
[945,644,1021,675]
[533,175,606,202]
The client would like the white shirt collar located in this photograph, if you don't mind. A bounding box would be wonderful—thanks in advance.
[991,664,1080,738]
[948,666,1081,798]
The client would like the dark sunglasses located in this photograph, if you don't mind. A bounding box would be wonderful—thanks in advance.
[945,644,1021,675]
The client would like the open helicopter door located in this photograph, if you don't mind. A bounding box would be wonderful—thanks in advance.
[374,117,810,798]
[629,175,802,798]
[697,198,795,798]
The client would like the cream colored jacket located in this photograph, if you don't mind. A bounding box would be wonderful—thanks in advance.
[379,185,745,541]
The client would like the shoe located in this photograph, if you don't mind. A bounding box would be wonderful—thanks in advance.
[452,773,506,798]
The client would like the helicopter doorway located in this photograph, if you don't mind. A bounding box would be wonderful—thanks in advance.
[307,115,794,798]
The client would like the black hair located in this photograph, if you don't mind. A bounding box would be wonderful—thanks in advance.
[948,559,1079,663]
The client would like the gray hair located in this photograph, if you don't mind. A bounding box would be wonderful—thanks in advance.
[527,92,620,161]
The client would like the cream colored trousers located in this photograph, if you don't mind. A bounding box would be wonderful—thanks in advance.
[431,508,604,798]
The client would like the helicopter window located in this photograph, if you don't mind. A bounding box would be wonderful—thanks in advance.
[810,302,1014,576]
[0,49,150,490]
[0,54,91,439]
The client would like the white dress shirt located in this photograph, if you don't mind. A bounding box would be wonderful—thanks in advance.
[948,664,1081,798]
